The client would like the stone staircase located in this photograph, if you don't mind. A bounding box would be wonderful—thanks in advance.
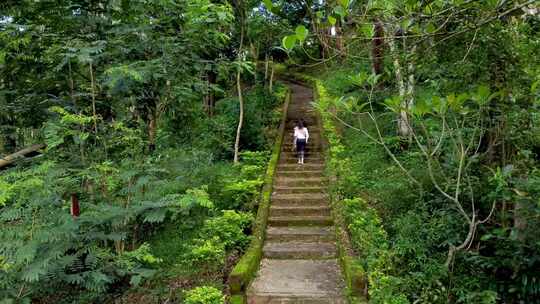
[247,83,346,304]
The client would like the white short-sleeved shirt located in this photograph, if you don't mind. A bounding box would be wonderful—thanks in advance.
[294,127,309,141]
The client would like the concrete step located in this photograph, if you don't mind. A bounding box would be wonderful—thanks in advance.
[266,226,335,242]
[282,142,321,151]
[282,149,323,154]
[272,192,327,200]
[281,151,323,158]
[248,294,346,304]
[279,156,324,164]
[270,205,331,217]
[276,170,324,178]
[271,193,328,206]
[278,163,325,171]
[248,259,346,304]
[284,131,320,136]
[283,144,322,150]
[273,186,325,194]
[263,241,337,259]
[268,215,333,227]
[286,120,317,126]
[274,177,326,187]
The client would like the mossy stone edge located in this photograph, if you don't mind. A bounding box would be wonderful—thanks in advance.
[292,72,369,302]
[227,88,291,298]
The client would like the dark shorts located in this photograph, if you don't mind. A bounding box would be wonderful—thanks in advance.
[296,138,306,153]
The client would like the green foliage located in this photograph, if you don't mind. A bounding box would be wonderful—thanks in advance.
[184,286,224,304]
[200,211,254,251]
[186,237,226,272]
[184,210,253,270]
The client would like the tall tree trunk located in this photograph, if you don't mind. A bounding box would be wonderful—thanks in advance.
[514,200,528,242]
[234,68,244,164]
[203,71,217,116]
[371,20,384,75]
[387,28,412,138]
[264,54,269,82]
[207,70,216,116]
[269,59,275,93]
[233,20,245,164]
[148,111,157,152]
[68,60,76,106]
[250,42,259,83]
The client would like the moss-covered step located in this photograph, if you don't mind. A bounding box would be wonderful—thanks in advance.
[277,163,325,171]
[266,226,335,242]
[275,170,324,178]
[271,195,328,207]
[269,205,331,217]
[281,151,323,157]
[272,186,325,195]
[267,215,333,227]
[274,177,326,187]
[279,156,324,164]
[282,145,322,152]
[262,241,337,259]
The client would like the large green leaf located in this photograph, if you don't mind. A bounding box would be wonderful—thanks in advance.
[338,0,350,8]
[263,0,273,10]
[328,16,337,26]
[295,25,308,42]
[282,35,297,51]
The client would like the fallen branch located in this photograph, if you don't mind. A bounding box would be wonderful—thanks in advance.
[0,144,46,169]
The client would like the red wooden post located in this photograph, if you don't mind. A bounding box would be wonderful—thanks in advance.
[71,193,80,217]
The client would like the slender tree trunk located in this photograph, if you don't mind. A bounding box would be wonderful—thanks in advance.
[233,20,245,164]
[269,59,275,93]
[335,21,345,57]
[371,20,384,75]
[207,71,216,116]
[387,28,411,138]
[264,54,269,82]
[514,200,528,242]
[68,60,76,105]
[234,68,244,164]
[251,42,259,83]
[148,111,157,152]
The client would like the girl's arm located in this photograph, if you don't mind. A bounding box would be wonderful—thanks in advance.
[305,128,309,143]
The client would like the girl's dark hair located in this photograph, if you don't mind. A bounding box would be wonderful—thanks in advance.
[296,119,304,129]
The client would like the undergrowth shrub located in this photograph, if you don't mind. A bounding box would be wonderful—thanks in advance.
[219,151,269,210]
[342,198,408,304]
[183,286,224,304]
[200,210,253,251]
[184,210,253,271]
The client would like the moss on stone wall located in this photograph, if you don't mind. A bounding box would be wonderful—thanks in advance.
[227,89,291,297]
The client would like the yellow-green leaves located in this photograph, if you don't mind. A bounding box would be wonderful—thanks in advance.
[334,5,346,18]
[282,25,309,51]
[349,71,380,88]
[328,16,337,26]
[295,25,308,42]
[263,0,273,10]
[360,24,374,38]
[282,35,297,51]
[338,0,350,8]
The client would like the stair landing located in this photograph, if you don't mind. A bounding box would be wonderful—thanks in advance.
[248,259,346,304]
